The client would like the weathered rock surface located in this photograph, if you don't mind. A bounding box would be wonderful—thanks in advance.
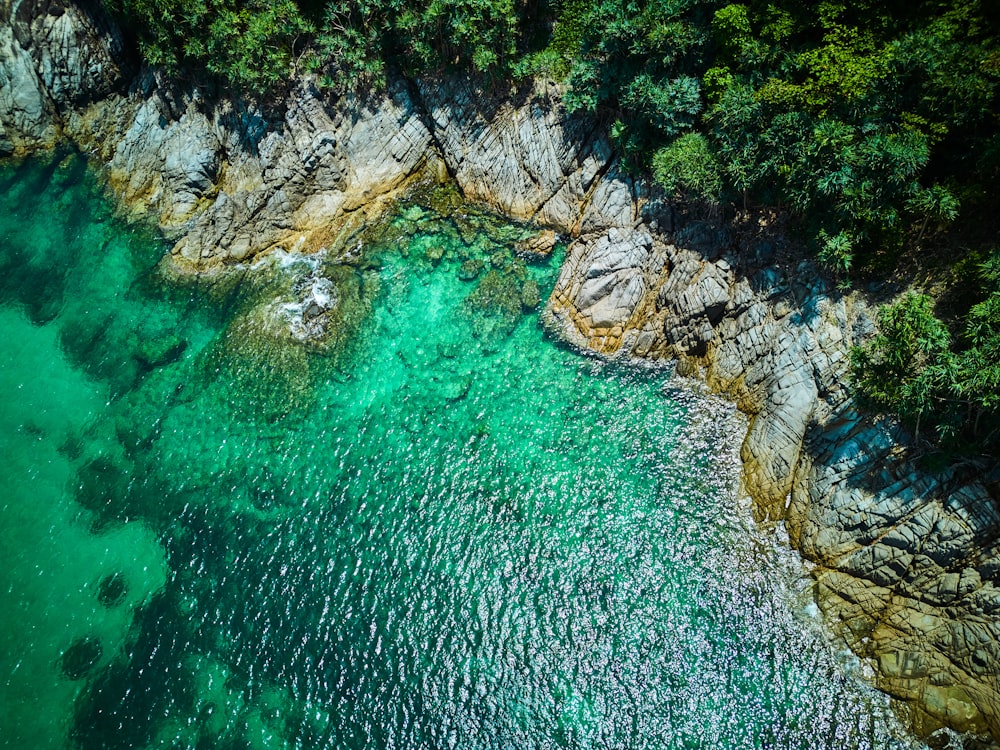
[0,22,54,152]
[417,77,642,235]
[5,0,1000,742]
[515,228,558,259]
[1,0,128,153]
[549,226,664,351]
[67,77,436,267]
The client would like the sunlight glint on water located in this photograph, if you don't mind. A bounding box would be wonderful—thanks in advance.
[0,151,923,750]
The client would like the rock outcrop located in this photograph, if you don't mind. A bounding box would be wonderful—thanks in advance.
[3,0,999,742]
[0,0,128,153]
[416,77,643,234]
[70,76,436,267]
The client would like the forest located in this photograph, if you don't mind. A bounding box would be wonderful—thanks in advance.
[104,0,1000,457]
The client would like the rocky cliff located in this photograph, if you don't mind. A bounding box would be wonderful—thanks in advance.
[3,0,999,742]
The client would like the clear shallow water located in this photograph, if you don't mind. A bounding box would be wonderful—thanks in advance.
[0,151,924,750]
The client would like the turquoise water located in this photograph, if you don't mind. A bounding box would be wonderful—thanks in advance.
[0,151,923,750]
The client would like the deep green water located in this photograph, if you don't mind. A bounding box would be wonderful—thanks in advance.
[0,152,924,750]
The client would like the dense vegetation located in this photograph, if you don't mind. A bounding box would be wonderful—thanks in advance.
[104,0,999,455]
[104,0,529,89]
[851,253,1000,454]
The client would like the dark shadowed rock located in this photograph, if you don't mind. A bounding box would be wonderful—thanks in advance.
[96,572,127,607]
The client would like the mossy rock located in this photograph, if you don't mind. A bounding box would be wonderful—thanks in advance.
[464,269,524,349]
[437,340,462,359]
[468,270,522,312]
[458,259,484,281]
[421,183,465,215]
[509,257,528,281]
[521,279,542,310]
[401,205,426,222]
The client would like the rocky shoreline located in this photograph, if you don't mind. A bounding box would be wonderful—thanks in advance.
[4,0,1000,742]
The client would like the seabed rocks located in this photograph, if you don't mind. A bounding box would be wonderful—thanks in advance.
[2,0,1000,743]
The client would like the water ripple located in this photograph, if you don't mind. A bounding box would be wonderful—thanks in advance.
[0,159,933,750]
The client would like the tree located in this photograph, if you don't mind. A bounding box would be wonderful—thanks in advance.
[109,0,313,89]
[906,184,960,244]
[953,253,1000,444]
[651,132,722,202]
[851,292,954,441]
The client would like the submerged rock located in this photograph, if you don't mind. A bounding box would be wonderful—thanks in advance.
[135,334,186,370]
[458,259,483,281]
[520,279,541,310]
[59,637,102,680]
[75,454,131,528]
[464,269,524,349]
[96,572,128,607]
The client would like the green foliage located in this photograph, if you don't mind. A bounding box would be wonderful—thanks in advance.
[852,292,956,438]
[109,0,313,88]
[557,0,716,159]
[756,21,893,116]
[954,254,1000,430]
[309,0,395,90]
[544,0,999,274]
[109,0,523,92]
[906,184,960,242]
[816,229,853,275]
[652,132,721,202]
[852,261,1000,452]
[621,75,703,137]
[711,4,751,55]
[395,0,519,74]
[701,65,733,103]
[534,0,591,79]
